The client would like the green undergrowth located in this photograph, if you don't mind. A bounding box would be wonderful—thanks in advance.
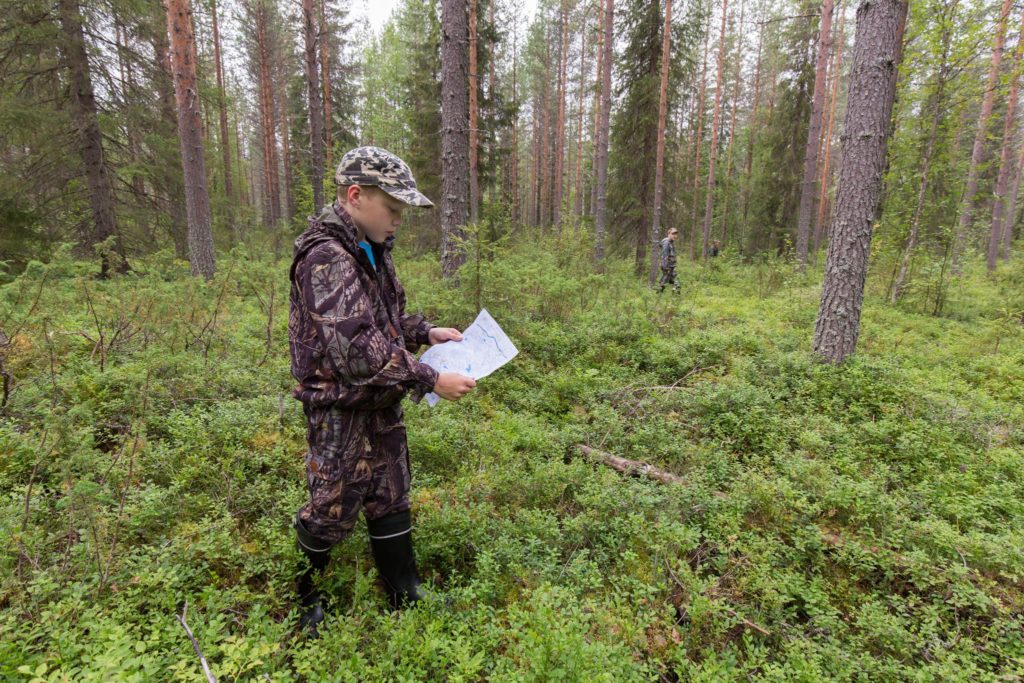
[1,233,1022,681]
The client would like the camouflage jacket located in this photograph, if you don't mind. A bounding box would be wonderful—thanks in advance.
[288,202,439,410]
[659,237,677,269]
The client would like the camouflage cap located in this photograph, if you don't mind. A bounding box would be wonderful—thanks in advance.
[335,146,434,208]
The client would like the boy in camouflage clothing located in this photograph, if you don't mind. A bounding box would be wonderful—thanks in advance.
[658,228,681,293]
[288,146,476,635]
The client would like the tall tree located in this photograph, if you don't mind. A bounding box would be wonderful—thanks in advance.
[211,0,233,211]
[701,0,727,259]
[58,0,127,276]
[593,0,613,265]
[302,0,325,212]
[719,0,745,248]
[552,0,569,227]
[988,10,1024,272]
[469,0,480,221]
[165,0,216,278]
[951,0,1013,270]
[441,0,469,278]
[813,11,844,264]
[689,34,708,260]
[648,0,673,284]
[795,0,834,270]
[890,0,956,302]
[813,0,907,364]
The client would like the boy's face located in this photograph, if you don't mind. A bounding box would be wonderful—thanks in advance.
[344,186,406,243]
[668,231,678,241]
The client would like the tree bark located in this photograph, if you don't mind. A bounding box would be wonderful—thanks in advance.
[795,0,834,270]
[278,66,295,222]
[58,0,127,276]
[211,0,234,215]
[574,21,587,217]
[739,9,765,249]
[469,0,479,221]
[813,0,907,364]
[719,0,745,249]
[891,5,954,303]
[320,0,333,175]
[302,0,325,213]
[590,0,605,219]
[153,27,190,258]
[165,0,216,278]
[813,12,845,265]
[1003,135,1024,260]
[553,1,569,227]
[989,8,1024,272]
[952,0,1013,271]
[255,2,280,226]
[648,0,673,285]
[701,1,728,260]
[441,0,470,279]
[689,34,709,260]
[593,0,614,265]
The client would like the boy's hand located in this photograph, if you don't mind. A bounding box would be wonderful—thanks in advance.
[433,372,476,401]
[428,327,463,345]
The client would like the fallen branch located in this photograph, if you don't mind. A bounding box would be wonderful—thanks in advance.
[176,601,217,683]
[575,444,685,485]
[723,607,772,637]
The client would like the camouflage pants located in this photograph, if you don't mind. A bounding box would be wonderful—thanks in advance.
[296,403,412,546]
[659,266,680,292]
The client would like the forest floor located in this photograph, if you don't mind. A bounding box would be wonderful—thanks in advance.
[1,234,1022,681]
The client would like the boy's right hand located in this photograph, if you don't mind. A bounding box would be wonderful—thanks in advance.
[433,372,476,401]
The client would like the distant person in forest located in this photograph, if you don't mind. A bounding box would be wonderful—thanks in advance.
[710,240,721,258]
[287,146,476,636]
[658,228,681,294]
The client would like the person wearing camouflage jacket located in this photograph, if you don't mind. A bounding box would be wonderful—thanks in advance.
[288,146,475,636]
[658,228,681,294]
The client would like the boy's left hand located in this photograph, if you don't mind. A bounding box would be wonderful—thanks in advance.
[428,327,463,345]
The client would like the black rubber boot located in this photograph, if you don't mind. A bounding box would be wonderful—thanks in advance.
[293,514,333,637]
[366,510,425,610]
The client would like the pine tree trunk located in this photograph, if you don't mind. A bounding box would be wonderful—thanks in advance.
[468,0,479,222]
[891,11,954,303]
[989,8,1023,272]
[165,0,217,278]
[813,12,845,265]
[553,1,569,227]
[719,0,745,249]
[593,0,614,265]
[211,0,234,214]
[1003,140,1024,260]
[590,0,604,219]
[255,4,280,226]
[153,28,190,257]
[813,0,907,364]
[302,0,325,213]
[739,10,765,249]
[574,23,587,217]
[690,35,709,260]
[795,0,834,270]
[320,0,333,175]
[58,0,126,276]
[701,1,728,260]
[441,0,470,279]
[278,68,295,222]
[511,32,520,226]
[952,0,1013,271]
[648,0,673,285]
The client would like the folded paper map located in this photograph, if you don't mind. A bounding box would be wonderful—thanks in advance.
[419,309,518,406]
